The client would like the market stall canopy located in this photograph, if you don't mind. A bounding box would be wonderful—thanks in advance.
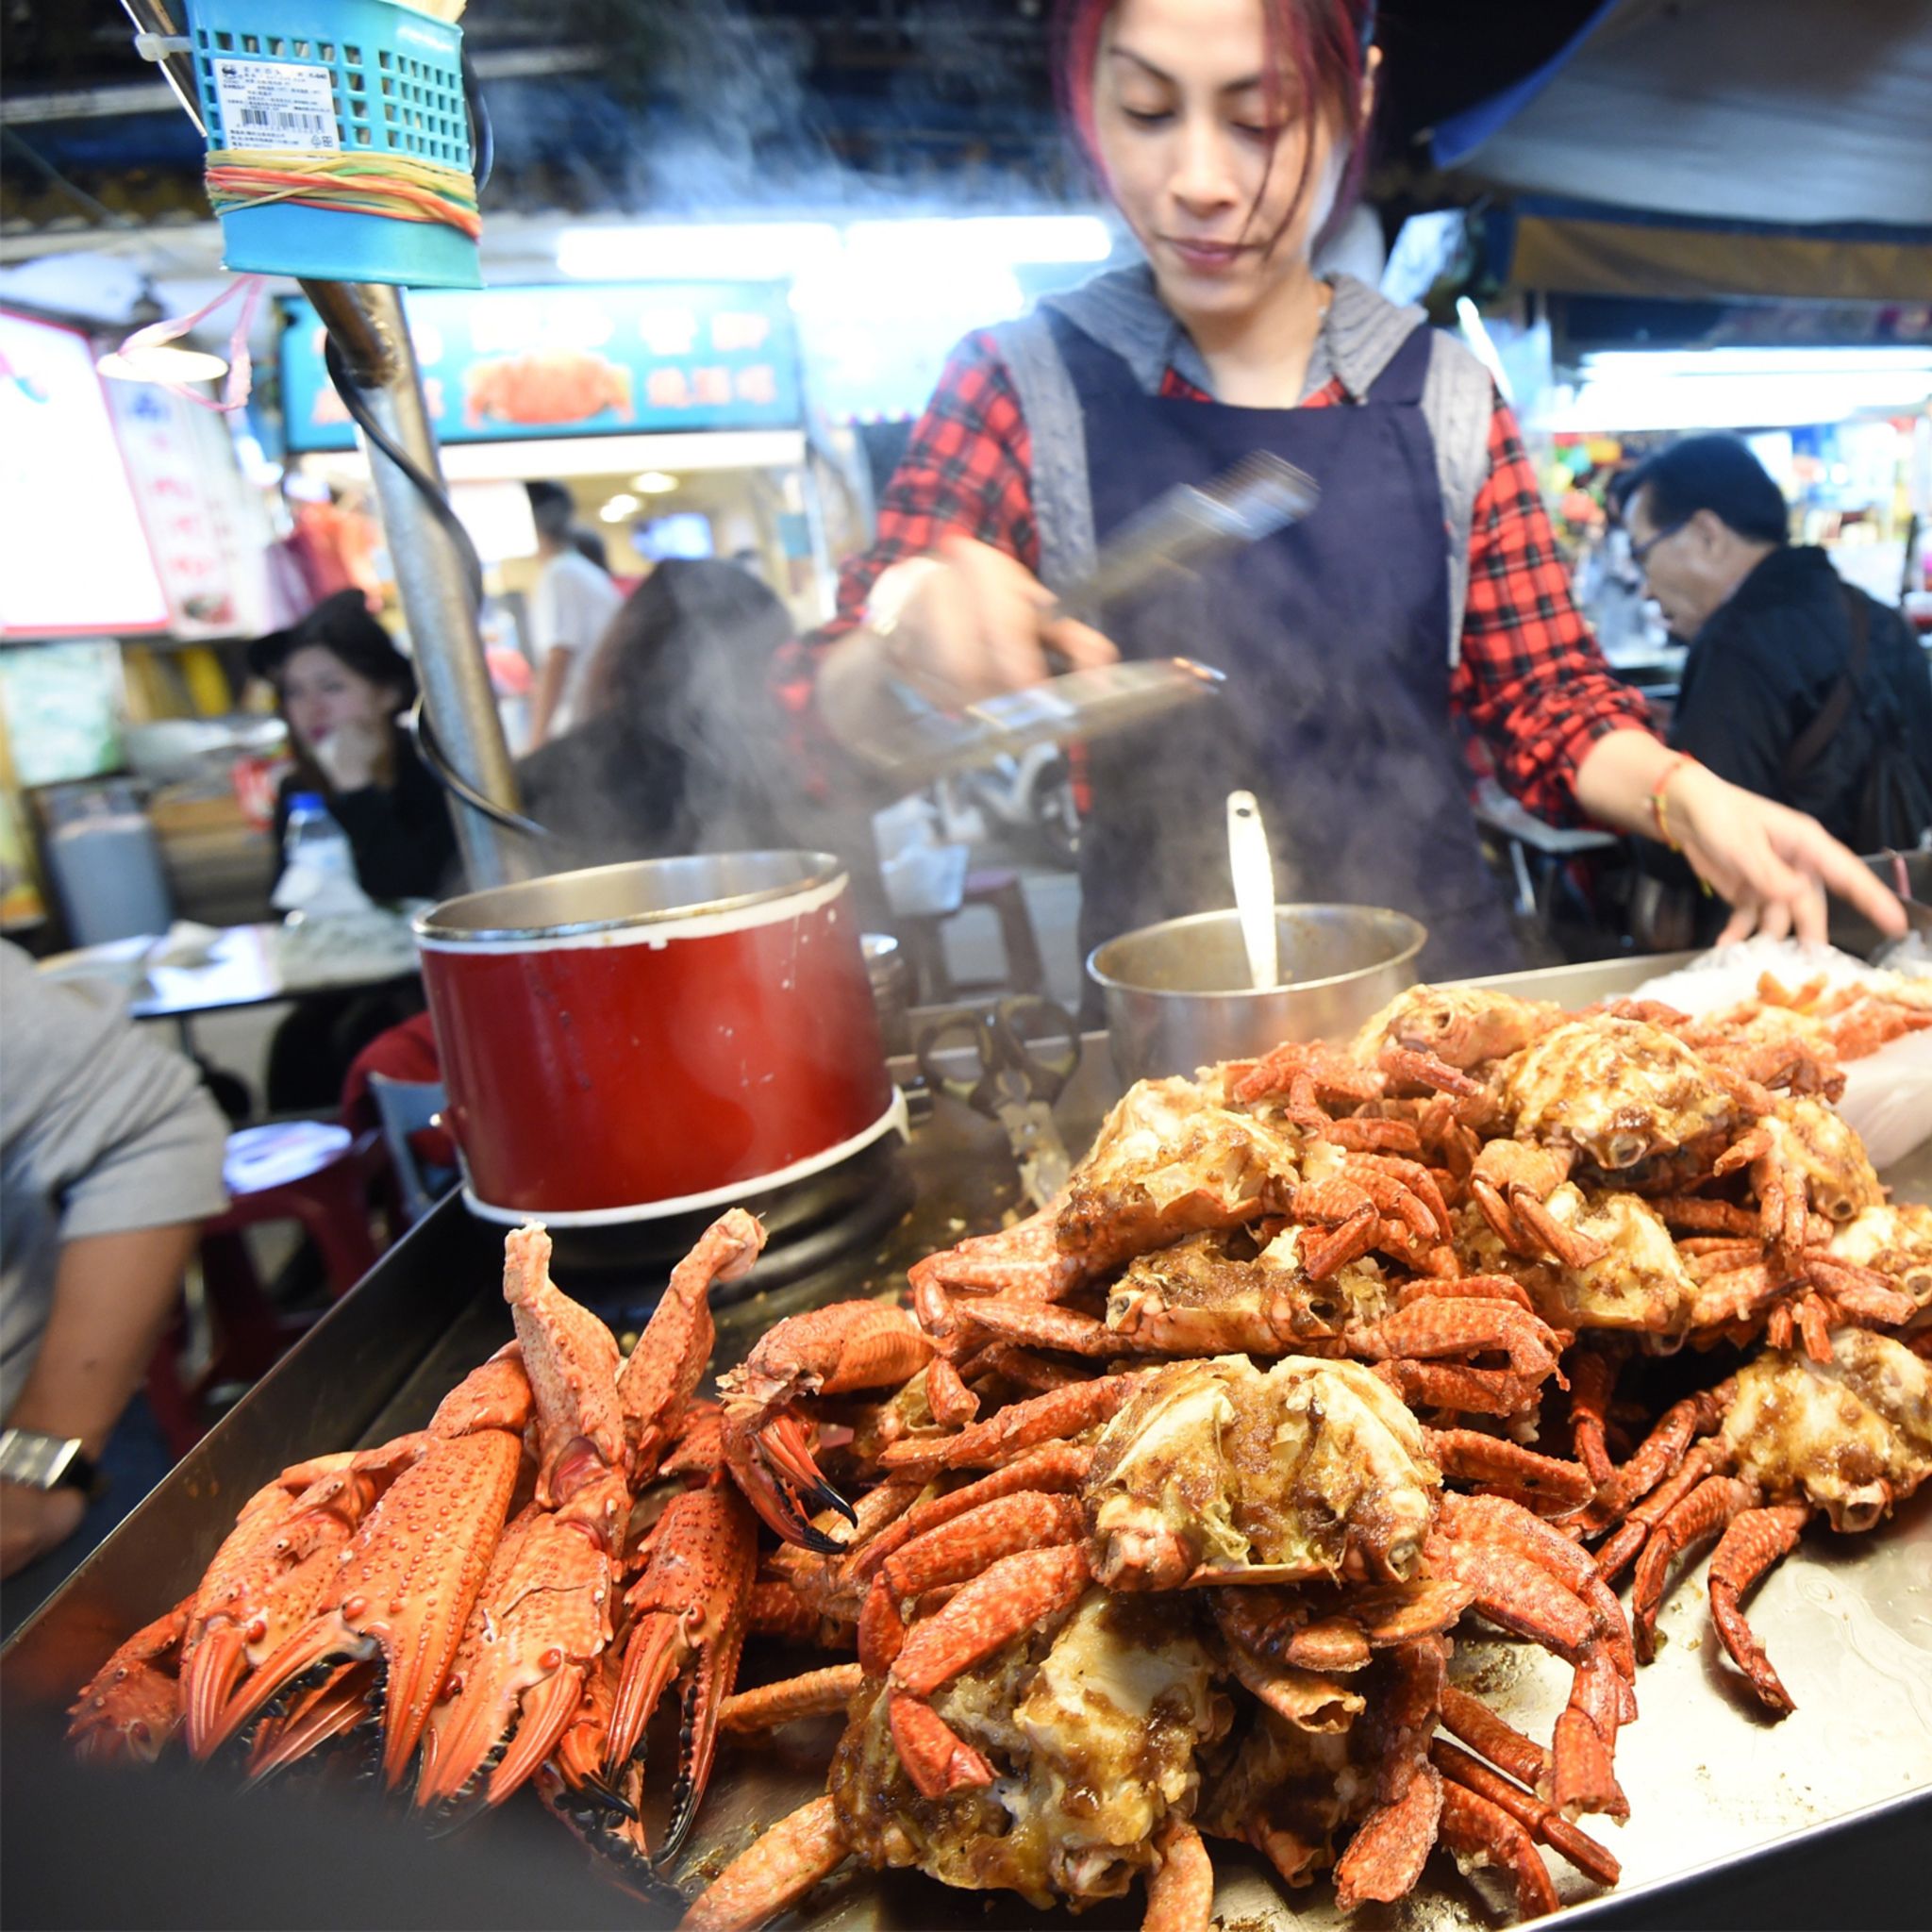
[1435,0,1932,299]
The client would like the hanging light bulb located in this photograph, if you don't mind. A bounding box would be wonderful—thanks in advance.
[97,342,230,385]
[96,281,229,387]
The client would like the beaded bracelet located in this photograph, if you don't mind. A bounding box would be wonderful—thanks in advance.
[1650,753,1695,851]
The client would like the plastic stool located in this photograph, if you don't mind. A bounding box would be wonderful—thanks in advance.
[894,867,1046,1003]
[145,1123,383,1457]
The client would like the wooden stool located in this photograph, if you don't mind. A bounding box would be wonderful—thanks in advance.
[894,867,1046,1003]
[145,1124,383,1457]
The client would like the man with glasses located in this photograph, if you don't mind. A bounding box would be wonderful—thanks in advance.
[1621,436,1932,922]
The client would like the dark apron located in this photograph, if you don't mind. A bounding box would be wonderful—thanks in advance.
[1054,311,1521,999]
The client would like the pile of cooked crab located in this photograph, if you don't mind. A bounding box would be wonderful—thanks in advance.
[69,974,1932,1931]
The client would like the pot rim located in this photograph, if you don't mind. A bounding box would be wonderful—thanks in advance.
[1087,904,1427,1002]
[414,850,847,944]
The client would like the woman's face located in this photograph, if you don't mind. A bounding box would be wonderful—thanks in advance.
[278,645,393,757]
[1091,0,1362,334]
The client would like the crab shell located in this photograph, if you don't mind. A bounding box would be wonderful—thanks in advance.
[1083,1356,1441,1591]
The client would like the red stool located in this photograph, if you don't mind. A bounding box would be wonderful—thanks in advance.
[145,1123,383,1457]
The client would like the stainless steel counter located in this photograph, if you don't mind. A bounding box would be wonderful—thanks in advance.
[3,951,1926,1929]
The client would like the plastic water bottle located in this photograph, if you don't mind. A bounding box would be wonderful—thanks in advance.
[278,791,355,924]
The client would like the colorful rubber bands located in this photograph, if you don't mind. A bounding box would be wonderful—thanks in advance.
[204,149,481,242]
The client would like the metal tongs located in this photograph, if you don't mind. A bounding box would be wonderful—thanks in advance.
[867,453,1319,790]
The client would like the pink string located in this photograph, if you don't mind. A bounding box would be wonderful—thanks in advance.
[113,275,264,413]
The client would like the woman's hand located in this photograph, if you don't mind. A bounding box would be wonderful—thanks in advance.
[311,717,386,792]
[1665,761,1907,944]
[875,534,1118,707]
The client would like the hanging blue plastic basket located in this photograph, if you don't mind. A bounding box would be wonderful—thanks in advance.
[184,0,481,289]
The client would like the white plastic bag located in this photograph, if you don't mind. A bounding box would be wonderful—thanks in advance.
[1632,938,1932,1170]
[873,796,969,919]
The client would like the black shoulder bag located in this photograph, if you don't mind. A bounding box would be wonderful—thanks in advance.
[1781,586,1932,852]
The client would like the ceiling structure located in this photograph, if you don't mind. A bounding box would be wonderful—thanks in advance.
[2,1,1925,330]
[1436,0,1932,229]
[1,1,1606,243]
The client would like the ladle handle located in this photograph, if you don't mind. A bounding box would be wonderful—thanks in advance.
[1227,790,1277,991]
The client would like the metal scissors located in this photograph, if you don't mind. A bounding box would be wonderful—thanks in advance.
[915,995,1082,1210]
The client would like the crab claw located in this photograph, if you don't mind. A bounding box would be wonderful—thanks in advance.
[733,1413,856,1551]
[415,1503,618,1810]
[196,1421,526,1782]
[68,1598,192,1766]
[603,1483,758,1861]
[719,1302,933,1550]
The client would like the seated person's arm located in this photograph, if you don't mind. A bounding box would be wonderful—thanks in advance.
[2,1224,202,1576]
[0,953,228,1576]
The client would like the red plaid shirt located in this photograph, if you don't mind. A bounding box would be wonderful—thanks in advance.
[779,328,1653,822]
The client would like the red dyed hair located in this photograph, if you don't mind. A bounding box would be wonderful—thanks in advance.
[1054,0,1377,247]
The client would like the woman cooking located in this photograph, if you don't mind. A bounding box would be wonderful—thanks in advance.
[806,0,1904,977]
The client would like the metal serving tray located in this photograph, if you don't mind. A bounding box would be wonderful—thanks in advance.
[3,955,1927,1928]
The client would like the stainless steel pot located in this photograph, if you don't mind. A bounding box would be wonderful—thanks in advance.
[1089,904,1427,1082]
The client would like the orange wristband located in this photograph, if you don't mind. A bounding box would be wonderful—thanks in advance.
[1651,753,1695,851]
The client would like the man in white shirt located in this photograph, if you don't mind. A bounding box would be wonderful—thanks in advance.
[525,480,624,747]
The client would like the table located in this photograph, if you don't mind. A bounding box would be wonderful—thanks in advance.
[36,918,423,1049]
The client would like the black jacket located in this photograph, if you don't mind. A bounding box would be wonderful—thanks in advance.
[272,732,460,905]
[1668,543,1932,845]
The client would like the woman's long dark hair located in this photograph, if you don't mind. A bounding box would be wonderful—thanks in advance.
[583,558,792,726]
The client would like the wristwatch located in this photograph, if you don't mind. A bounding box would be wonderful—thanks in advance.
[0,1427,99,1493]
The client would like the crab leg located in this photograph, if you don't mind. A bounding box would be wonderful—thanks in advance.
[858,1491,1085,1673]
[1595,1441,1722,1582]
[848,1441,1091,1583]
[1353,1301,1567,1386]
[67,1597,193,1765]
[1438,1781,1560,1922]
[245,1661,376,1782]
[1398,1273,1536,1313]
[1299,1203,1382,1280]
[678,1793,849,1932]
[877,1374,1137,1475]
[886,1544,1090,1796]
[924,1356,979,1424]
[178,1441,423,1757]
[1424,1526,1595,1664]
[601,1482,758,1858]
[1332,1638,1445,1910]
[1143,1817,1215,1932]
[1588,1380,1731,1534]
[940,1296,1118,1357]
[620,1209,766,1475]
[193,1350,534,1777]
[1566,1346,1621,1491]
[1427,1431,1596,1511]
[1630,1474,1759,1661]
[1439,1682,1549,1792]
[1372,1360,1546,1418]
[1707,1500,1812,1714]
[720,1662,865,1732]
[1430,1738,1621,1887]
[414,1502,617,1810]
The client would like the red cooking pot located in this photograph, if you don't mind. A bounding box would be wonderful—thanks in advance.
[414,852,902,1224]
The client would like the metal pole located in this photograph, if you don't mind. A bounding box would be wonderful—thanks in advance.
[120,0,532,892]
[308,283,530,889]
